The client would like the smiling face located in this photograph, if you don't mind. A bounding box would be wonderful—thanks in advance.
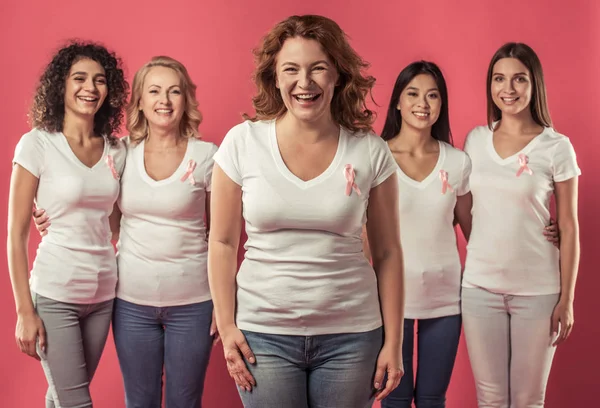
[138,66,185,133]
[274,36,339,126]
[490,57,534,118]
[63,57,108,120]
[396,74,441,132]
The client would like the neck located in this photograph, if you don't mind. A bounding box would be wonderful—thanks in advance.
[146,126,181,148]
[497,110,541,135]
[390,123,435,152]
[62,111,95,142]
[279,112,338,143]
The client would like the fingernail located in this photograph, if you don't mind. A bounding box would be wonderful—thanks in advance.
[210,329,215,335]
[375,382,380,388]
[249,357,255,363]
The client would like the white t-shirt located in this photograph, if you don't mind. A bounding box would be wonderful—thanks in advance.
[396,141,471,319]
[116,136,217,307]
[13,129,125,304]
[213,120,397,336]
[463,125,581,295]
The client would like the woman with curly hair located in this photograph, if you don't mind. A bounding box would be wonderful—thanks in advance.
[7,41,128,407]
[209,15,404,407]
[33,56,219,407]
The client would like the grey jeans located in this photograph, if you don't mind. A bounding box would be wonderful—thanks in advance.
[462,287,560,408]
[32,292,114,408]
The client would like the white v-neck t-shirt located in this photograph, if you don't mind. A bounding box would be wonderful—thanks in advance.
[213,120,398,335]
[116,136,218,307]
[13,129,126,304]
[396,141,471,319]
[463,125,581,295]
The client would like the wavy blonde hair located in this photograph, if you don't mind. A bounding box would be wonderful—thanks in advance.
[245,15,376,133]
[126,56,202,144]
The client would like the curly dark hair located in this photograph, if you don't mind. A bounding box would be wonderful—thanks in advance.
[29,40,128,143]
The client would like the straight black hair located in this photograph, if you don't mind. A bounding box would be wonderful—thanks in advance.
[380,61,452,145]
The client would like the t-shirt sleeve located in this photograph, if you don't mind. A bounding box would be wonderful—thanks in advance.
[552,137,581,183]
[457,152,472,196]
[203,143,219,192]
[113,137,128,177]
[462,128,477,155]
[13,130,46,178]
[368,134,397,188]
[213,124,245,186]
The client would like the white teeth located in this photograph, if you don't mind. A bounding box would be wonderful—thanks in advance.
[295,94,318,100]
[156,109,172,113]
[503,97,517,102]
[79,97,97,102]
[413,112,429,117]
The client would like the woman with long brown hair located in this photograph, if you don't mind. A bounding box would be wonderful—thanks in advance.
[461,42,581,407]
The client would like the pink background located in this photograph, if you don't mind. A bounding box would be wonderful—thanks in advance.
[1,0,598,406]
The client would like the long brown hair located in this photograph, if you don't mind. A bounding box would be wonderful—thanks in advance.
[486,42,552,130]
[245,15,376,133]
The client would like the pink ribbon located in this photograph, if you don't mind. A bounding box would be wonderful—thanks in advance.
[516,154,533,177]
[344,164,361,196]
[439,170,454,194]
[180,160,197,185]
[106,155,120,180]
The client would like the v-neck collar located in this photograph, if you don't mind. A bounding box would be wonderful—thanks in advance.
[269,120,346,189]
[394,140,445,190]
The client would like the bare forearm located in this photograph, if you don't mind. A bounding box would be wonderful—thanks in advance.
[458,215,472,241]
[208,241,239,329]
[361,226,372,262]
[109,207,121,243]
[559,227,580,302]
[7,235,34,315]
[374,250,404,347]
[455,194,473,241]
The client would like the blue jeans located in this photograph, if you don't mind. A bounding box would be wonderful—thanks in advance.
[382,314,462,408]
[112,298,214,408]
[238,327,383,408]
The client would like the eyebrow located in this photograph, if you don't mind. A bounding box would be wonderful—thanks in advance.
[493,72,529,76]
[70,71,106,77]
[281,60,330,67]
[406,86,439,92]
[147,84,181,89]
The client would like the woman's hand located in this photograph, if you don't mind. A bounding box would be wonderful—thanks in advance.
[220,324,256,392]
[16,311,46,360]
[32,208,50,236]
[544,217,560,248]
[551,299,574,346]
[210,310,220,346]
[373,341,404,401]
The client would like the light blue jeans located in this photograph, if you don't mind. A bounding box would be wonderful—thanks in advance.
[238,327,383,408]
[112,298,214,408]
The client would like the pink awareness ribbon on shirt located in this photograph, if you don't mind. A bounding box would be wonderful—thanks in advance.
[106,155,120,180]
[180,159,197,185]
[516,154,533,177]
[439,170,454,194]
[344,164,361,196]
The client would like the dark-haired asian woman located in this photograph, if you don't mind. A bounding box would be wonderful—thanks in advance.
[375,61,471,408]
